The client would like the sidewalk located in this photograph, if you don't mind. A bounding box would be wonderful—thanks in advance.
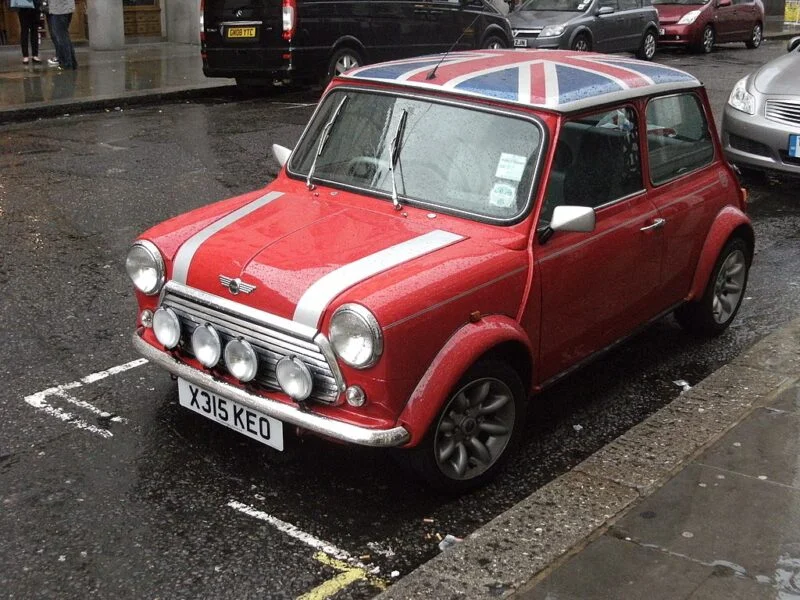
[0,41,234,124]
[380,318,800,599]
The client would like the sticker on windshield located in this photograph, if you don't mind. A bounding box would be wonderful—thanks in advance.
[577,1,589,9]
[495,153,527,182]
[489,182,517,208]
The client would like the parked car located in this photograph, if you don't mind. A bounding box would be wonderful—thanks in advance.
[128,50,753,492]
[654,0,764,54]
[509,0,660,60]
[721,36,800,176]
[200,0,513,89]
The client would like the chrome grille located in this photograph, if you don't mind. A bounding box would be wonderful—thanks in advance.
[160,282,341,404]
[765,100,800,126]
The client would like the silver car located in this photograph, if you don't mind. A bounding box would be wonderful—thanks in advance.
[721,37,800,177]
[509,0,660,60]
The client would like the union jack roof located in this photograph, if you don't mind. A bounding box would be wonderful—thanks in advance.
[342,50,701,112]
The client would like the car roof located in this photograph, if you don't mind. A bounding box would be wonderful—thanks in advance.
[341,50,701,113]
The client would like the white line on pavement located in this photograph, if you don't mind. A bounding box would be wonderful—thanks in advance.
[23,359,148,438]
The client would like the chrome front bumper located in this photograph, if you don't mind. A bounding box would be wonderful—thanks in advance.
[132,332,410,448]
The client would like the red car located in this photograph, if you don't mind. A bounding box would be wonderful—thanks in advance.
[127,50,753,492]
[654,0,764,54]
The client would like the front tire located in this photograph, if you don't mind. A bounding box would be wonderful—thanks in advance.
[571,33,591,52]
[695,25,715,54]
[402,360,526,494]
[745,22,762,49]
[636,29,657,60]
[326,47,363,83]
[482,34,508,49]
[675,237,750,336]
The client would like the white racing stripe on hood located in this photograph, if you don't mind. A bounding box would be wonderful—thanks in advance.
[293,230,464,329]
[172,191,284,284]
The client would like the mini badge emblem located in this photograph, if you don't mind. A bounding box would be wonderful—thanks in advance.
[219,275,256,295]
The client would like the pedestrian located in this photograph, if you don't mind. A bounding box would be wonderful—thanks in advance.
[9,0,42,64]
[46,0,76,70]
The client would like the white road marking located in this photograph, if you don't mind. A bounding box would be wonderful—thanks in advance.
[23,359,148,438]
[227,500,377,573]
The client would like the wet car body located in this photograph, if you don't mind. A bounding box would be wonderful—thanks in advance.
[128,50,753,492]
[654,0,764,53]
[509,0,660,59]
[721,36,800,176]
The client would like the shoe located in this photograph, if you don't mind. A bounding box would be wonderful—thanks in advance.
[47,58,59,67]
[32,56,42,64]
[23,57,29,64]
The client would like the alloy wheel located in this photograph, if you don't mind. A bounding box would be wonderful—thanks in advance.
[712,249,746,324]
[335,53,360,76]
[643,33,656,59]
[750,24,762,48]
[433,377,515,480]
[703,26,714,53]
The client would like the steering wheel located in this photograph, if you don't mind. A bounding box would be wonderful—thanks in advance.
[346,156,386,180]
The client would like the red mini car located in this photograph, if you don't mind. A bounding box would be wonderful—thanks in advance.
[654,0,764,54]
[127,50,753,492]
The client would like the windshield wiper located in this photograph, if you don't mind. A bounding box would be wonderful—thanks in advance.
[307,95,349,190]
[388,109,408,211]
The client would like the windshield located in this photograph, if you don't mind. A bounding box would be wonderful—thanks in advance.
[652,0,708,5]
[518,0,591,11]
[289,90,543,222]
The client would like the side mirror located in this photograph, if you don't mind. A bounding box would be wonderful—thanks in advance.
[597,5,615,15]
[788,36,800,53]
[716,0,731,6]
[551,205,596,232]
[272,144,292,167]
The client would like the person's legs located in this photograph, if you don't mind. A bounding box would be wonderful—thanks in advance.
[63,13,76,69]
[49,14,71,66]
[18,10,31,59]
[47,13,63,64]
[27,10,40,58]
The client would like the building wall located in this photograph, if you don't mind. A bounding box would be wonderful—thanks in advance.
[165,0,200,44]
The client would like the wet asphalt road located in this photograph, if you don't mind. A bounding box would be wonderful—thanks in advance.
[1,40,799,599]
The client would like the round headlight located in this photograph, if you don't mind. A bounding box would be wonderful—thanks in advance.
[192,324,221,368]
[153,307,181,349]
[329,304,383,369]
[224,338,258,382]
[126,241,165,296]
[276,356,313,401]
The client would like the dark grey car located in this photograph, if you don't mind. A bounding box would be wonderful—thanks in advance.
[509,0,660,60]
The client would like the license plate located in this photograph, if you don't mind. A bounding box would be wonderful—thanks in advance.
[227,26,256,38]
[514,38,528,47]
[789,134,800,158]
[178,378,284,450]
[659,28,665,35]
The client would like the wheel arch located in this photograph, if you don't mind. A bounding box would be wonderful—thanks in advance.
[686,207,754,302]
[480,24,511,48]
[328,36,368,64]
[567,27,594,49]
[396,315,534,447]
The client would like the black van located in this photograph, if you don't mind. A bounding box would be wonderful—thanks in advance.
[201,0,513,88]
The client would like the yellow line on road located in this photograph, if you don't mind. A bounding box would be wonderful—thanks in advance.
[297,552,387,600]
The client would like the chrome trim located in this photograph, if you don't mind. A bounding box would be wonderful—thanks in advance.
[219,275,256,295]
[330,303,384,369]
[293,230,464,328]
[313,333,346,392]
[765,99,800,127]
[285,85,549,226]
[129,240,165,296]
[172,191,283,284]
[219,20,263,26]
[133,332,410,448]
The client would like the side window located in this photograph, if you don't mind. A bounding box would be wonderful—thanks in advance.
[646,93,714,185]
[540,106,642,224]
[618,0,639,10]
[598,0,618,8]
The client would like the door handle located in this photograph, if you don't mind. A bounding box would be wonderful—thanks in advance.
[640,218,666,232]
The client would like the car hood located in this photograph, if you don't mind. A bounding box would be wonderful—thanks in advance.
[509,10,578,27]
[655,4,706,24]
[144,187,476,329]
[753,52,800,95]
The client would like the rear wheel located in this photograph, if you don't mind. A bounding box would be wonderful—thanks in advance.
[636,29,657,60]
[571,33,591,52]
[326,47,363,82]
[675,237,750,336]
[745,22,762,48]
[402,360,526,494]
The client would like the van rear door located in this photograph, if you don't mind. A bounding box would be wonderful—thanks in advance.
[203,0,286,74]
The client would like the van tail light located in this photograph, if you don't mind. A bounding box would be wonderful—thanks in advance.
[282,0,296,41]
[199,0,205,43]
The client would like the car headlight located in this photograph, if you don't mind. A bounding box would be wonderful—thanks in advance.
[677,9,701,24]
[192,324,222,368]
[224,338,258,382]
[329,304,383,369]
[728,77,755,115]
[276,356,313,401]
[126,240,165,296]
[540,25,566,38]
[153,307,181,349]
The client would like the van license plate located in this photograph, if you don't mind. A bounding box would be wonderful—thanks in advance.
[227,27,256,38]
[789,134,800,158]
[177,378,284,450]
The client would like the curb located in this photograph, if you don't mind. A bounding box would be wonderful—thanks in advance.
[378,318,800,599]
[0,84,237,126]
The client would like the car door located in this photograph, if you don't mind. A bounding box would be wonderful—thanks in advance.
[731,0,756,40]
[533,106,664,383]
[712,0,738,41]
[616,0,647,51]
[644,92,720,305]
[593,0,626,52]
